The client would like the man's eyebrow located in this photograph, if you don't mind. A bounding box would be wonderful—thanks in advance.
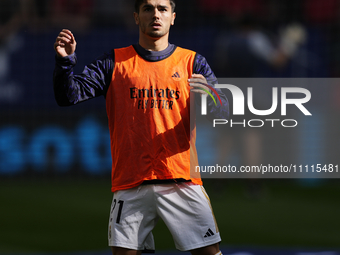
[142,4,169,9]
[142,4,154,9]
[157,5,169,9]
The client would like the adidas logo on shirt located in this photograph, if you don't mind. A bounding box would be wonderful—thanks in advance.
[172,72,180,78]
[204,228,215,238]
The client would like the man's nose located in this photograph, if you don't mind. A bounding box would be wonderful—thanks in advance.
[153,9,160,19]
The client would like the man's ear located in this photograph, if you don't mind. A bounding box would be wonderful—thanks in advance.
[171,12,176,25]
[134,12,139,25]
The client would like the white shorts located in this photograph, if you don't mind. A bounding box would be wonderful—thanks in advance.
[108,182,221,252]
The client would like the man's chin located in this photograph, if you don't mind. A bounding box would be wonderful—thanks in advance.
[148,31,166,38]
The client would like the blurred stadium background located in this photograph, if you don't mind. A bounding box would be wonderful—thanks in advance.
[1,0,340,254]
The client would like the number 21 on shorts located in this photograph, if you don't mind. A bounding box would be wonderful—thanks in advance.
[110,199,124,224]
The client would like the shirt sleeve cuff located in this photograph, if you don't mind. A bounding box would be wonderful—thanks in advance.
[55,52,77,66]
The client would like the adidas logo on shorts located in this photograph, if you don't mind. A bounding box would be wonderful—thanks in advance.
[204,228,215,238]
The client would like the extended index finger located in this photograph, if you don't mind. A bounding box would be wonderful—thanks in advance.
[190,73,205,79]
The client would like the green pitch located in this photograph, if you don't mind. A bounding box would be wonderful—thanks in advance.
[0,179,339,254]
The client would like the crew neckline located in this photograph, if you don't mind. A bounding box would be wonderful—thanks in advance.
[132,43,177,62]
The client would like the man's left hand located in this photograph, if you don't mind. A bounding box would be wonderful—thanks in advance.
[188,74,210,94]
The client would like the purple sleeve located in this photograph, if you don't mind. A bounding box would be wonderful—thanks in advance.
[53,51,114,106]
[193,53,229,120]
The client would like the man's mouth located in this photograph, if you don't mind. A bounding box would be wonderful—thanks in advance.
[151,22,162,29]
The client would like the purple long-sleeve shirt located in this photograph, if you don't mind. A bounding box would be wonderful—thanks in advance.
[53,43,229,120]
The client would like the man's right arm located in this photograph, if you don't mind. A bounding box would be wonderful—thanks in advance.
[53,29,114,106]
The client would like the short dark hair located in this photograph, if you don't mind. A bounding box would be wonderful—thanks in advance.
[134,0,176,13]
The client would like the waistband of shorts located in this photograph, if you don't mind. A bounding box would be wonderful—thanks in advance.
[141,179,192,185]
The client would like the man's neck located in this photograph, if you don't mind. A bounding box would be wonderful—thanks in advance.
[139,35,169,51]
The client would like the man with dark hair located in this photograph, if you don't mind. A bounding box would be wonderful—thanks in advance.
[53,1,228,254]
[134,0,176,13]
